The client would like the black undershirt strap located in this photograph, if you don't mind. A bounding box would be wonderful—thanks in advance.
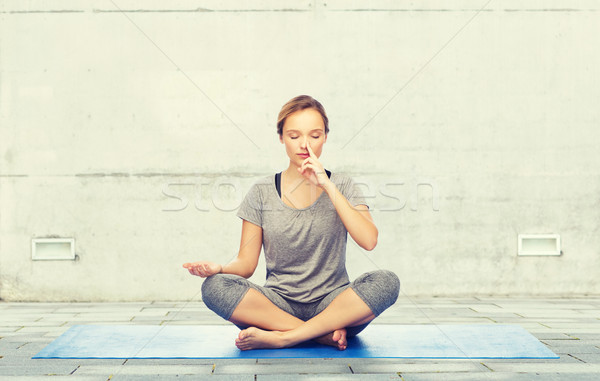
[275,172,282,198]
[275,169,331,198]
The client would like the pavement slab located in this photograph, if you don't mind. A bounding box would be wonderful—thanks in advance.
[1,297,599,379]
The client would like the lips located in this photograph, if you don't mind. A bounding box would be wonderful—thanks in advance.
[297,153,309,158]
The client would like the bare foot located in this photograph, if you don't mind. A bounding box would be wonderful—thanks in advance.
[235,327,288,351]
[315,328,348,350]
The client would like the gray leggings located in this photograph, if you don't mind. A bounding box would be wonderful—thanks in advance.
[201,269,400,337]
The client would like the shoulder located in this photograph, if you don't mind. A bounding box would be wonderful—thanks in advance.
[252,174,273,186]
[245,174,274,197]
[329,172,356,188]
[329,172,366,199]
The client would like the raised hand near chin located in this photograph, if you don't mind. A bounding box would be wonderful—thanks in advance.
[297,142,331,188]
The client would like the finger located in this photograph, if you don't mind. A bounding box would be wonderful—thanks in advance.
[298,165,310,177]
[305,164,325,180]
[304,146,322,168]
[306,141,315,157]
[303,163,318,173]
[302,157,316,171]
[298,163,308,174]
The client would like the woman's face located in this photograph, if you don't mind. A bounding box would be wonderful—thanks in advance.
[279,108,327,167]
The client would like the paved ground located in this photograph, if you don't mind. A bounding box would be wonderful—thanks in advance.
[1,296,599,380]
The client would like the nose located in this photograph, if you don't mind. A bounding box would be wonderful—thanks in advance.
[300,137,307,148]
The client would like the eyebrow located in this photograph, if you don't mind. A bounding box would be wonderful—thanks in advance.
[286,129,324,133]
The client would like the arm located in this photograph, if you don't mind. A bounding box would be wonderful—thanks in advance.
[223,219,263,278]
[183,219,263,278]
[322,182,378,251]
[298,141,378,251]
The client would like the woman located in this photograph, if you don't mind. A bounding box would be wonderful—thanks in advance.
[183,95,399,351]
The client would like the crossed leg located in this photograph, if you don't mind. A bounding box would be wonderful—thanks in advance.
[229,287,375,351]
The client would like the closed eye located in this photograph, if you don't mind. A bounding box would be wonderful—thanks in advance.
[289,135,321,139]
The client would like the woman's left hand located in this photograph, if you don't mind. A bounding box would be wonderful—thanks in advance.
[298,142,331,188]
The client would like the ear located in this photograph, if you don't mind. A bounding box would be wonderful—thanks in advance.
[279,134,284,144]
[323,133,328,144]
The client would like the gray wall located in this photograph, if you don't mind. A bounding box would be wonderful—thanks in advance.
[1,0,599,301]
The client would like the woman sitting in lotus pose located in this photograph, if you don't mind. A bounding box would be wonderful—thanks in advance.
[184,95,399,351]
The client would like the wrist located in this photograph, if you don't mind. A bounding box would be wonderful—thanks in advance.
[321,179,336,193]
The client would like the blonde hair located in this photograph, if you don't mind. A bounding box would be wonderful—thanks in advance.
[277,95,329,136]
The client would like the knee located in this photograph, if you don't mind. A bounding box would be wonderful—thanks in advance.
[363,270,400,304]
[201,274,231,310]
[375,269,400,301]
[356,270,400,298]
[353,269,400,317]
[200,273,250,321]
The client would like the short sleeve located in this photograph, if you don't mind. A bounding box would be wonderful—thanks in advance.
[236,181,264,227]
[344,176,369,209]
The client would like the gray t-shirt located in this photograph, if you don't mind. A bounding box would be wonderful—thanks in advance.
[236,172,368,303]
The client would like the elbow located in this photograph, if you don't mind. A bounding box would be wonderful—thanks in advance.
[364,238,377,251]
[241,265,257,279]
[240,270,255,279]
[363,230,378,251]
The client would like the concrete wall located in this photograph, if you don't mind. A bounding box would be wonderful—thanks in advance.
[1,0,599,301]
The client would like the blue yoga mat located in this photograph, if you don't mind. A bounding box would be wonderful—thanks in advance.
[33,324,558,359]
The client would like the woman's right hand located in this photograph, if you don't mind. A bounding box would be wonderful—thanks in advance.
[182,261,223,278]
